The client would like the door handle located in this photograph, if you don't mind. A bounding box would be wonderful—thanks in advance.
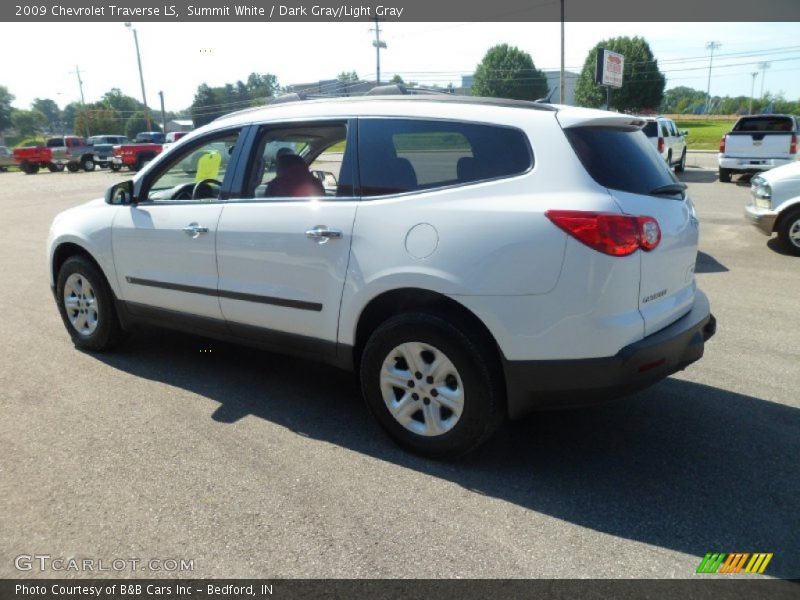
[182,223,209,238]
[305,226,342,244]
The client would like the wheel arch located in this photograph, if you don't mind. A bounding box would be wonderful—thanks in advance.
[352,288,505,382]
[774,201,800,233]
[51,241,112,293]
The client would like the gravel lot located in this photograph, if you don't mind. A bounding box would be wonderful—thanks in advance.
[1,157,798,579]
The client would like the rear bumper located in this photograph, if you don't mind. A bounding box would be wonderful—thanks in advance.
[719,156,794,172]
[502,290,715,418]
[744,202,778,235]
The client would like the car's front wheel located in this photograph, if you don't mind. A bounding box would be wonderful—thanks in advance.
[56,256,126,351]
[777,209,800,256]
[360,312,505,458]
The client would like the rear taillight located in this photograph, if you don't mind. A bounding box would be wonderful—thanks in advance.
[545,210,661,257]
[657,137,664,153]
[719,135,727,153]
[790,134,797,155]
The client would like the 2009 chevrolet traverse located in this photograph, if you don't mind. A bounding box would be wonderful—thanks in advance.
[48,94,715,457]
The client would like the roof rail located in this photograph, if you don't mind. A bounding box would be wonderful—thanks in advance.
[366,84,451,96]
[268,92,308,105]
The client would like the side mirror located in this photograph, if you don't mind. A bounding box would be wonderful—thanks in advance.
[681,130,689,137]
[105,180,135,205]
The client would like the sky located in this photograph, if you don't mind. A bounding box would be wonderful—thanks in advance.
[1,21,798,112]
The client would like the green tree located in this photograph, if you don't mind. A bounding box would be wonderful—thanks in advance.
[75,105,124,136]
[0,85,14,133]
[125,111,153,139]
[245,73,280,103]
[101,88,142,115]
[11,109,47,137]
[471,44,547,101]
[575,37,665,112]
[31,98,61,132]
[390,74,405,84]
[660,86,707,114]
[190,84,222,127]
[338,71,359,82]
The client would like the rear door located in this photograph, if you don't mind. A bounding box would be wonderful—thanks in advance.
[724,115,796,160]
[560,118,699,336]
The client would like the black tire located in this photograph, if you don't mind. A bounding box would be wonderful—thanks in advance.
[81,156,95,172]
[666,151,672,167]
[777,209,800,256]
[56,255,126,351]
[719,168,732,183]
[110,163,121,172]
[360,312,505,458]
[67,162,80,173]
[25,163,40,174]
[47,163,62,172]
[675,149,686,173]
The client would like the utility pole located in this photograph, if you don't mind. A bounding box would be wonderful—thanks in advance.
[749,71,758,114]
[560,0,565,104]
[705,41,721,115]
[158,91,167,134]
[759,62,771,99]
[371,17,387,85]
[72,65,89,137]
[125,22,152,131]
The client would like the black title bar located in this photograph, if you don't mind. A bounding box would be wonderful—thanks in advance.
[2,0,800,22]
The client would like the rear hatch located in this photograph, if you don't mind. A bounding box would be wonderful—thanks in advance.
[723,115,797,160]
[558,112,698,336]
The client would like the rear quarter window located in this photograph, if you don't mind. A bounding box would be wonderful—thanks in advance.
[643,122,658,138]
[358,118,532,196]
[565,126,677,196]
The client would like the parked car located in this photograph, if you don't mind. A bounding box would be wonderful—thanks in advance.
[47,95,715,457]
[88,135,128,170]
[745,161,800,255]
[135,131,165,144]
[111,141,163,172]
[0,145,15,171]
[643,116,688,172]
[13,136,96,174]
[161,131,190,154]
[719,114,798,183]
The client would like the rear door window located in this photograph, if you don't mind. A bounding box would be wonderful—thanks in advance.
[643,122,658,138]
[564,126,677,196]
[358,118,532,196]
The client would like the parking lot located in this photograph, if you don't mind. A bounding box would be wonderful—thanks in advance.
[0,156,798,579]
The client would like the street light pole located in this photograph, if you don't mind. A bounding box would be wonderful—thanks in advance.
[705,41,721,115]
[759,62,771,99]
[749,71,758,115]
[560,0,565,103]
[125,22,152,131]
[371,17,387,85]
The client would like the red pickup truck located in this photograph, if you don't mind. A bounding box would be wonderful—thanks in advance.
[112,142,163,171]
[13,136,97,174]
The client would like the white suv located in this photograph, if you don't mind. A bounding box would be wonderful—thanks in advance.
[47,96,715,457]
[643,116,688,172]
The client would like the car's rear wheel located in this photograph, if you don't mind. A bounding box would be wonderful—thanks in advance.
[360,312,504,458]
[56,256,126,351]
[82,157,95,171]
[675,149,686,173]
[719,168,732,183]
[777,209,800,256]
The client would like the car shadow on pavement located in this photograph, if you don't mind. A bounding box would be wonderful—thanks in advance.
[95,330,800,579]
[676,169,718,184]
[695,251,729,273]
[766,237,796,257]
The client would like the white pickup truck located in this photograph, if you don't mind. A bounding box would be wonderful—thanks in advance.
[719,114,798,183]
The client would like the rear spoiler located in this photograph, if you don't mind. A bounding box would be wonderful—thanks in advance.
[557,111,647,132]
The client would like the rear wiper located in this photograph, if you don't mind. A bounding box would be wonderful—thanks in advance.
[649,182,687,196]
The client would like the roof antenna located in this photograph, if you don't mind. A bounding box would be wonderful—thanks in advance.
[535,87,557,104]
